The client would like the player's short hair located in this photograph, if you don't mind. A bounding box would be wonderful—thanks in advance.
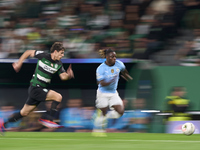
[171,86,186,92]
[99,48,114,58]
[50,42,65,53]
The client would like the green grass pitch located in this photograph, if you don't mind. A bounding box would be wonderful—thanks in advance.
[0,132,200,150]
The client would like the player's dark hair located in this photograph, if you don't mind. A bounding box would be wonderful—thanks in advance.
[99,48,114,58]
[170,86,186,94]
[50,42,65,53]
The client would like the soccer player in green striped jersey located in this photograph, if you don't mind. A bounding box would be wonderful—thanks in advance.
[0,42,74,131]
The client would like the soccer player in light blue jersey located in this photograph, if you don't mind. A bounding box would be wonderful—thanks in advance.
[92,48,132,136]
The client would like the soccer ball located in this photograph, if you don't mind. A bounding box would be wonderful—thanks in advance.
[182,122,195,136]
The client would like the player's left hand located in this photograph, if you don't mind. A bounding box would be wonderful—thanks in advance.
[67,64,74,79]
[121,69,132,81]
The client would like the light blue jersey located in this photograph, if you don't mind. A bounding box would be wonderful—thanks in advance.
[96,60,125,93]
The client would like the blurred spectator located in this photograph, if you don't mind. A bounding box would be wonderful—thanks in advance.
[172,0,187,29]
[58,99,95,132]
[58,99,85,132]
[77,106,95,132]
[26,27,41,41]
[184,0,200,9]
[135,7,156,36]
[161,4,178,39]
[124,5,139,29]
[19,108,43,132]
[164,86,191,121]
[133,18,164,59]
[128,98,151,132]
[66,31,96,58]
[131,37,147,58]
[85,0,104,5]
[150,0,174,13]
[1,30,24,55]
[175,41,198,66]
[182,0,200,29]
[108,3,124,20]
[175,29,200,66]
[86,42,102,58]
[86,5,110,30]
[79,4,93,27]
[0,0,192,60]
[57,5,79,28]
[0,103,21,131]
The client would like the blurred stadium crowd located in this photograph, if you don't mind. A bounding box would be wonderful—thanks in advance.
[0,98,151,133]
[0,0,200,133]
[0,0,199,61]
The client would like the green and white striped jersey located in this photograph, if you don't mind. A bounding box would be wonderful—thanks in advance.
[30,51,66,87]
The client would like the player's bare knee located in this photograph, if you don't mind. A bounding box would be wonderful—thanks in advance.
[56,93,62,102]
[119,112,124,116]
[118,109,124,116]
[113,105,124,116]
[20,111,29,117]
[102,111,107,116]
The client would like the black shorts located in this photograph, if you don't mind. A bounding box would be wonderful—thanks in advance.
[25,85,49,106]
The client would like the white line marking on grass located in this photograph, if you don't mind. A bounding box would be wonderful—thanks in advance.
[111,140,200,143]
[0,138,72,141]
[0,138,200,143]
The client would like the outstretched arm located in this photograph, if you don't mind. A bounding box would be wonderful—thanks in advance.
[12,50,36,73]
[59,64,74,81]
[120,69,133,81]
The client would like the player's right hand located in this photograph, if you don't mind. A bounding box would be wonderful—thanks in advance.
[12,62,21,73]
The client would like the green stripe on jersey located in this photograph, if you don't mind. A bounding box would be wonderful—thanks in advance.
[30,58,62,87]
